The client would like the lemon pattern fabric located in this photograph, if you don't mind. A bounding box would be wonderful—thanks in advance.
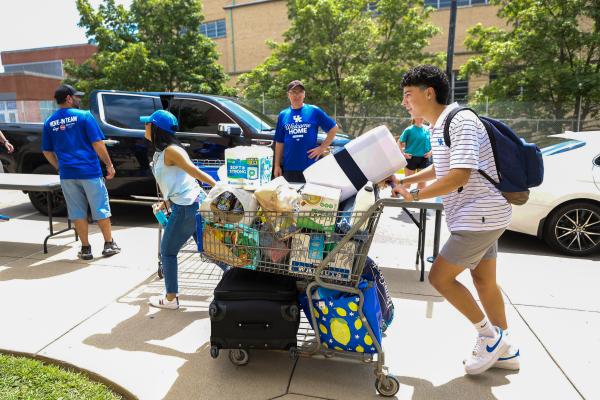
[302,280,382,354]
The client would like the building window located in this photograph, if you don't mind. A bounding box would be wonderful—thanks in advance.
[0,101,17,123]
[4,60,64,77]
[200,19,226,39]
[451,71,469,102]
[425,0,488,8]
[39,100,57,122]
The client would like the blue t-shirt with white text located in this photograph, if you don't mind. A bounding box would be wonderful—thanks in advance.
[42,108,105,179]
[274,104,336,171]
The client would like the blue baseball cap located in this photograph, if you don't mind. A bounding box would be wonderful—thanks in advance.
[139,110,179,134]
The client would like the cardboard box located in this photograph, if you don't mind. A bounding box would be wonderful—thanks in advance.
[297,183,341,232]
[289,234,324,276]
[324,241,355,281]
[289,234,353,281]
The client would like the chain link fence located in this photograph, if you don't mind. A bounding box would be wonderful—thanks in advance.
[243,96,600,148]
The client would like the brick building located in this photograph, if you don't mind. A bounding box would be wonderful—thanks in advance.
[0,43,96,122]
[201,0,507,99]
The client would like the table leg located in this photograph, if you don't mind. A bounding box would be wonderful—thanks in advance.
[43,190,77,253]
[414,212,422,269]
[420,209,427,282]
[433,210,442,257]
[44,192,54,253]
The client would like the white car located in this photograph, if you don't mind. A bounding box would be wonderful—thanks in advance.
[508,131,600,256]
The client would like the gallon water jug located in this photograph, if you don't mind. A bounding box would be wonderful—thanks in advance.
[351,182,376,229]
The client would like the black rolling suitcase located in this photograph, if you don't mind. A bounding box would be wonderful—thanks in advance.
[209,268,300,365]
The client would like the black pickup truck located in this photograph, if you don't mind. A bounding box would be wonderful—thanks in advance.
[0,90,350,215]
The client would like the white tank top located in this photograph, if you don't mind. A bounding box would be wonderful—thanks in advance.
[152,147,201,205]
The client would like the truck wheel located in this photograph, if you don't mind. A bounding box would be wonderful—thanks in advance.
[28,164,67,216]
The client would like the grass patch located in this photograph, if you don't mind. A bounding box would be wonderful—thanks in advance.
[0,354,122,400]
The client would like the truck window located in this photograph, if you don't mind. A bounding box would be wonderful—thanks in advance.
[171,99,232,134]
[102,94,158,130]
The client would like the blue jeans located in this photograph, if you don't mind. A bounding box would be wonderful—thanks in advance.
[161,203,198,294]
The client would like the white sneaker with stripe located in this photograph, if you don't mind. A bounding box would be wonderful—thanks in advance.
[493,344,520,370]
[464,327,509,375]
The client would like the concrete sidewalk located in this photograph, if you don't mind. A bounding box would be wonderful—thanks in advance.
[1,190,597,399]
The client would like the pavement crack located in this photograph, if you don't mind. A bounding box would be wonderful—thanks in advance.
[502,288,587,400]
[285,356,299,394]
[512,303,600,314]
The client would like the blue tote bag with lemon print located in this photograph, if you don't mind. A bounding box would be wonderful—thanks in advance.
[300,280,382,354]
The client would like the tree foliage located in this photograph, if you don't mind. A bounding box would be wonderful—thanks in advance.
[65,0,234,96]
[462,0,600,121]
[240,0,441,135]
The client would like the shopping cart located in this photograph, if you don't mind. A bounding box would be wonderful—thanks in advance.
[156,159,225,279]
[197,198,402,397]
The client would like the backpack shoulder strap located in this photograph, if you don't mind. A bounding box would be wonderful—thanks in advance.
[442,106,479,147]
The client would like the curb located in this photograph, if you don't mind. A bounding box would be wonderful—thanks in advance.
[0,348,138,400]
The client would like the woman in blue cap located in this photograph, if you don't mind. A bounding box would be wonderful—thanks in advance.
[140,110,217,310]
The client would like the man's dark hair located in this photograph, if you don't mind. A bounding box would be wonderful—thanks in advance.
[401,65,450,105]
[150,124,182,152]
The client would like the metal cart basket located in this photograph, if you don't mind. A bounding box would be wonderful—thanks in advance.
[197,198,401,397]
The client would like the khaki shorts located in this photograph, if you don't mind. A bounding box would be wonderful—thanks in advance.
[439,228,505,270]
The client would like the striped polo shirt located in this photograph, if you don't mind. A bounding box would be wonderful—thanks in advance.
[430,103,511,232]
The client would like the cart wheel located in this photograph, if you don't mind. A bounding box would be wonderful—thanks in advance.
[209,303,219,319]
[229,349,249,366]
[210,345,219,359]
[375,375,400,397]
[289,346,299,360]
[157,261,163,279]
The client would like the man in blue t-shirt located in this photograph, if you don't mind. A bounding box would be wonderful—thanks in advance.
[42,84,121,260]
[274,80,338,183]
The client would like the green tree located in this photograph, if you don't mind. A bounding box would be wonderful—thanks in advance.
[65,0,234,96]
[240,0,441,135]
[462,0,600,122]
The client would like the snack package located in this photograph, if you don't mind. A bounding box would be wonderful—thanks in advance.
[297,183,341,232]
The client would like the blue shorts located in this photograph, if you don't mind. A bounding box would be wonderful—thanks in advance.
[61,178,111,221]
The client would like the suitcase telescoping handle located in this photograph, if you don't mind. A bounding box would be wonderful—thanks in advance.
[237,321,271,329]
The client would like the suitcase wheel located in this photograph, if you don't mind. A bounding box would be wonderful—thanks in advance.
[210,345,219,359]
[209,303,219,319]
[289,346,299,360]
[229,349,249,366]
[289,305,299,321]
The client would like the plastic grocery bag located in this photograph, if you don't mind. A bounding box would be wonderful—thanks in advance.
[254,176,301,212]
[196,212,260,269]
[200,181,257,225]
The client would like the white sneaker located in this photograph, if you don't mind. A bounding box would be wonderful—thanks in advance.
[464,327,508,375]
[149,295,179,310]
[493,344,521,370]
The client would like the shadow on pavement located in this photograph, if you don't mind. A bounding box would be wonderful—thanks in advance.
[399,370,518,400]
[0,257,88,281]
[81,257,296,400]
[84,297,210,358]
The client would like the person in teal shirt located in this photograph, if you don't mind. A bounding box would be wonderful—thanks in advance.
[399,117,431,189]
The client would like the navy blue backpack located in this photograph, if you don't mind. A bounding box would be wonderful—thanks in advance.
[443,107,544,205]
